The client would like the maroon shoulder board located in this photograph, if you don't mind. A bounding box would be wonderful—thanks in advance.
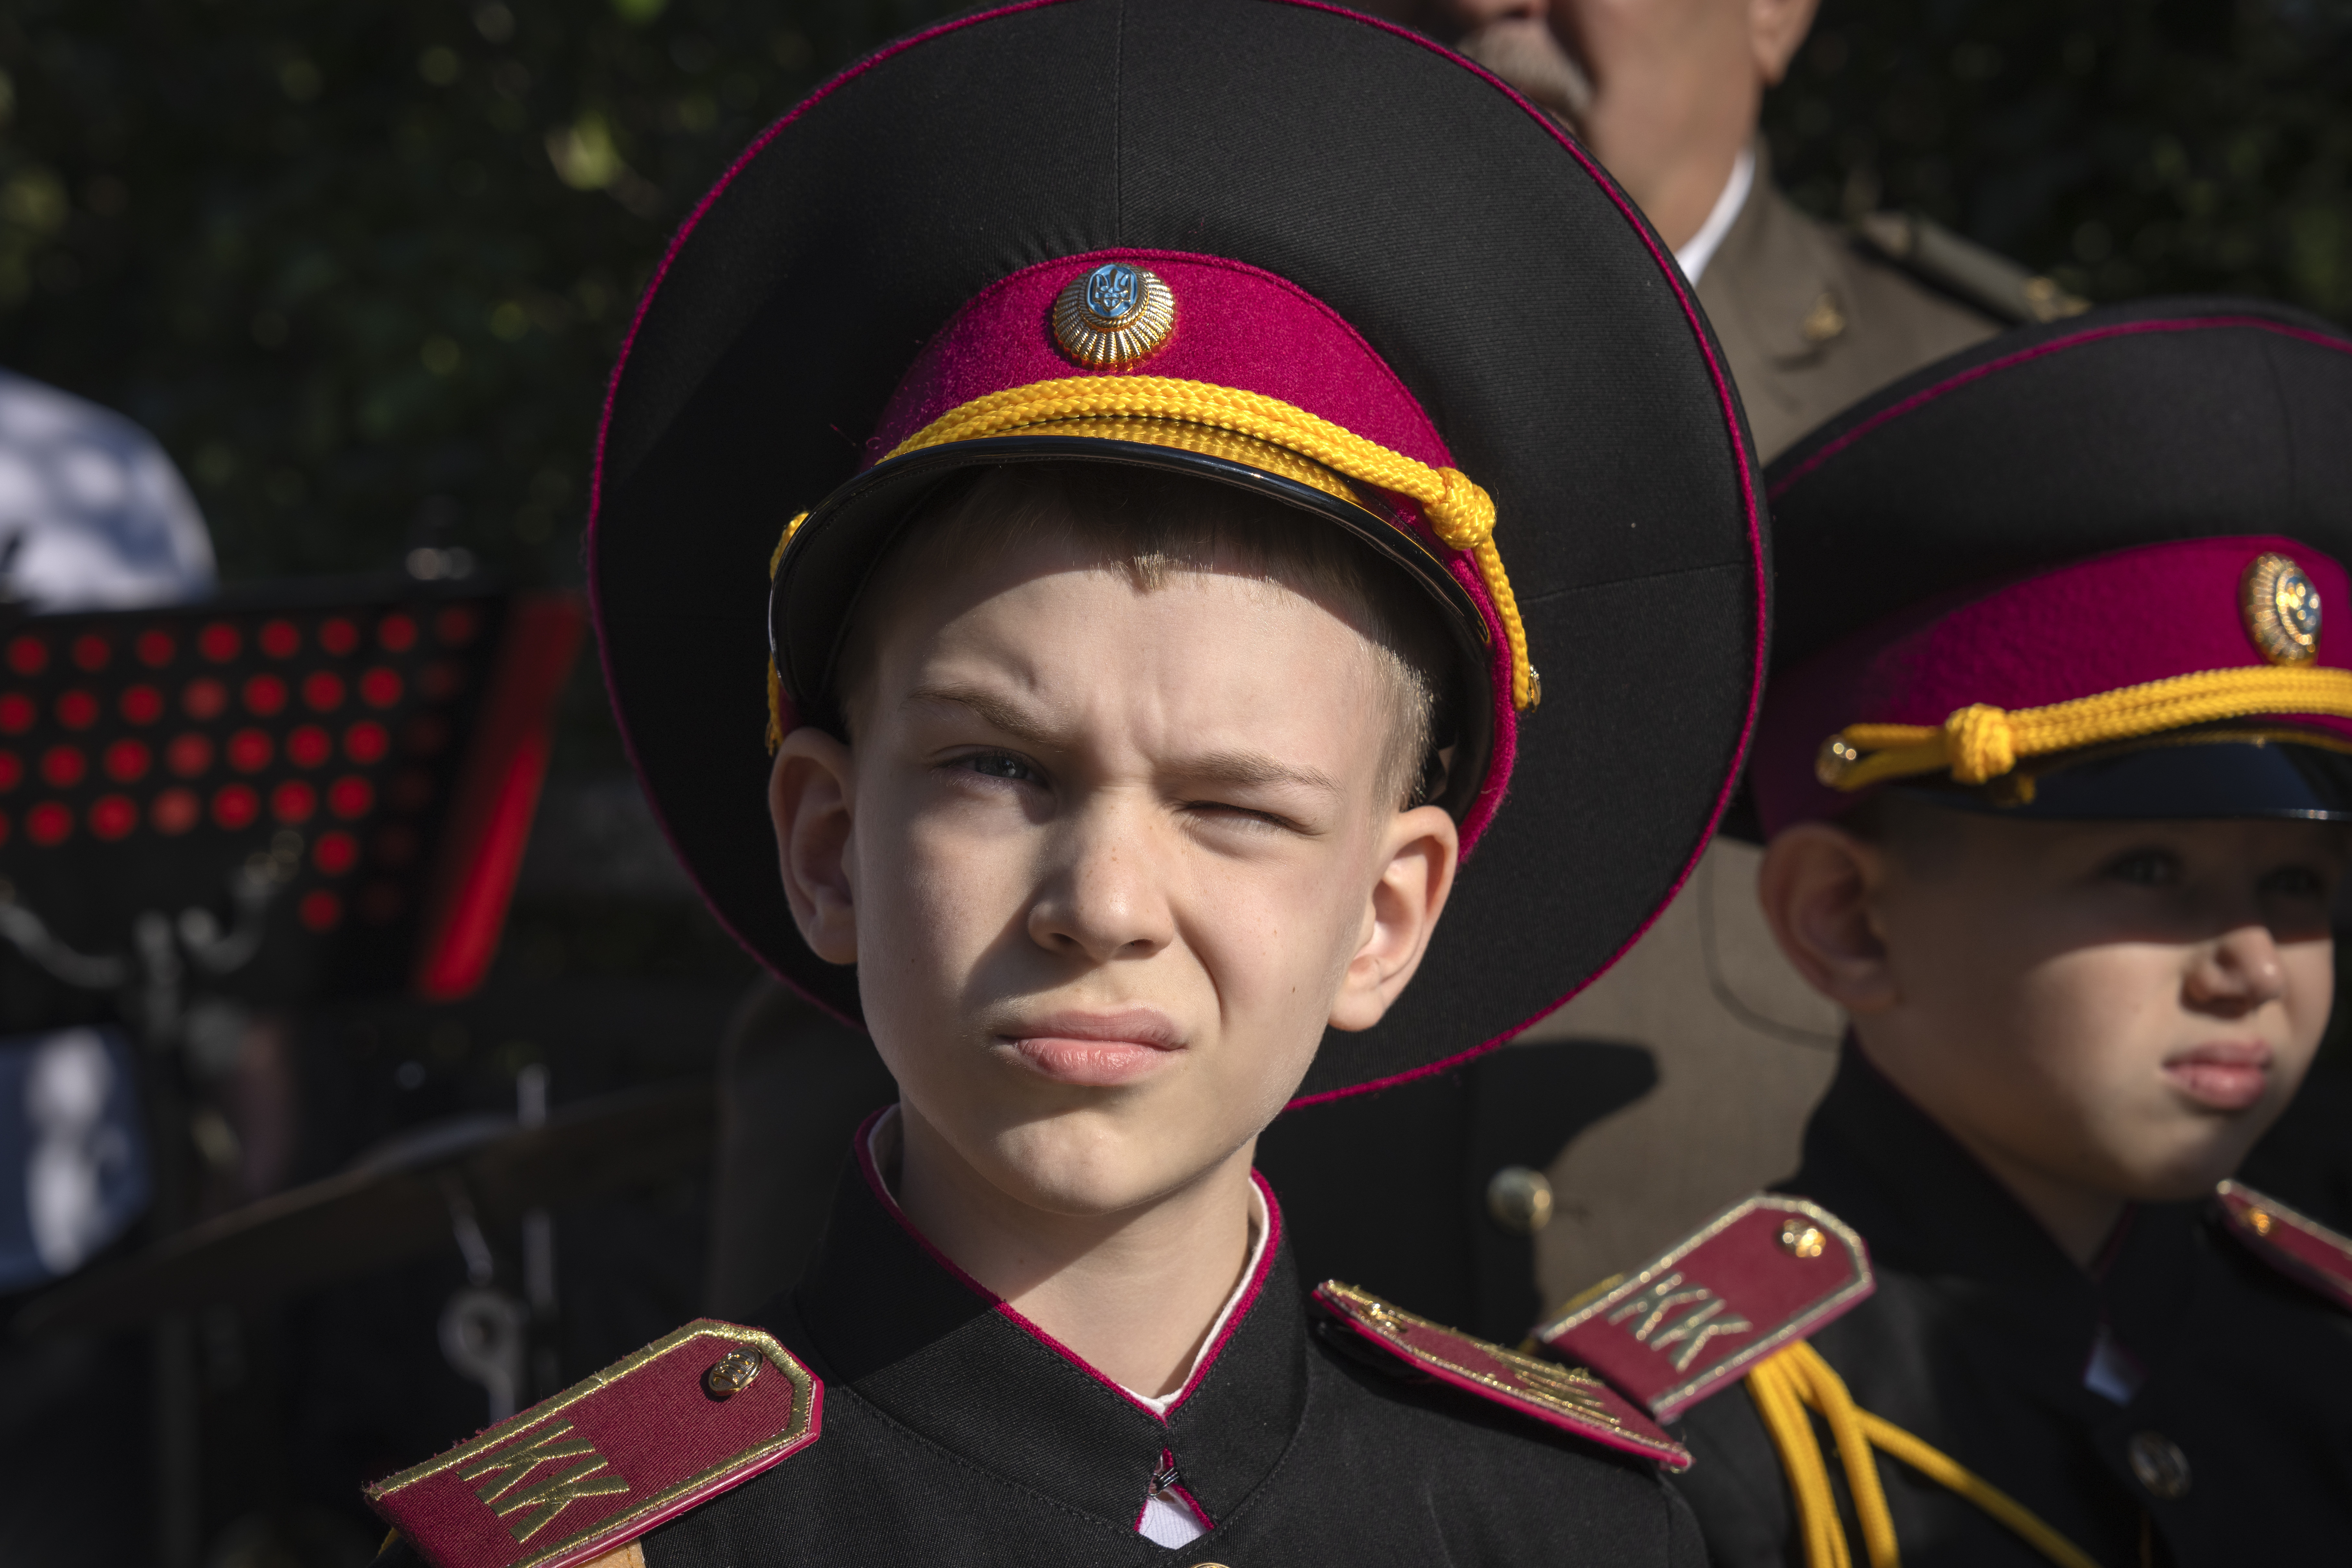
[366,1320,820,1568]
[1534,1194,1874,1421]
[1313,1281,1690,1470]
[2216,1179,2352,1314]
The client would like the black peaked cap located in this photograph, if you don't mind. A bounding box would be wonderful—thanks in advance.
[589,0,1766,1100]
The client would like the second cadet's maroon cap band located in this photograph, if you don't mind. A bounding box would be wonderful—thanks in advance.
[1756,535,2352,834]
[1752,299,2352,838]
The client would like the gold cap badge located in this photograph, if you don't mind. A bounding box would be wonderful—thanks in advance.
[2244,551,2322,664]
[1052,262,1176,369]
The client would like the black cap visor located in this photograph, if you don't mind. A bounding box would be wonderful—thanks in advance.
[1897,732,2352,822]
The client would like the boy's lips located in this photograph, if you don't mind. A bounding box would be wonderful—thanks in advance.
[997,1010,1185,1087]
[2162,1040,2273,1111]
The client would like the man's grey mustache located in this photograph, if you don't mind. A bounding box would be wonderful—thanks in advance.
[1454,19,1594,133]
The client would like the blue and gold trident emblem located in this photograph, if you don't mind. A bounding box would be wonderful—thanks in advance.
[1084,262,1142,324]
[1053,261,1177,369]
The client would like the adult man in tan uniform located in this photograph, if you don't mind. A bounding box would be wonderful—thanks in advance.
[1378,0,2086,1308]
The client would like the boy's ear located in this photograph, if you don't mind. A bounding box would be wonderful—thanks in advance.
[1329,804,1460,1032]
[1757,821,1895,1013]
[769,728,860,965]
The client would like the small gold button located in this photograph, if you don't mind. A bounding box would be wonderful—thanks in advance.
[1779,1218,1827,1259]
[1486,1166,1555,1236]
[704,1347,763,1399]
[2128,1431,2191,1499]
[1800,291,1847,345]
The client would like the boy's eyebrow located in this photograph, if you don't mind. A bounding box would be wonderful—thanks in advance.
[905,682,1345,797]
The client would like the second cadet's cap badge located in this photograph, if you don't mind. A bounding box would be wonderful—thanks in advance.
[2244,550,2322,664]
[1052,261,1176,368]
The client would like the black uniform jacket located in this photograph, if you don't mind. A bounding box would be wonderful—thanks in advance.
[380,1152,1704,1568]
[1672,1046,2352,1566]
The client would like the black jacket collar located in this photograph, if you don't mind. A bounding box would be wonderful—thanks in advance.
[778,1122,1308,1531]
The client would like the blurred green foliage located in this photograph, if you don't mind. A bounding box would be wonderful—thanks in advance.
[0,0,958,584]
[0,0,2344,592]
[1766,0,2352,321]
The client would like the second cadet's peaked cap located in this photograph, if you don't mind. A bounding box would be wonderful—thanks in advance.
[589,0,1765,1100]
[1755,298,2352,836]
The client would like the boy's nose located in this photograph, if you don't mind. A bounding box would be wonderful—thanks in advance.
[1026,815,1176,963]
[2186,922,2290,1012]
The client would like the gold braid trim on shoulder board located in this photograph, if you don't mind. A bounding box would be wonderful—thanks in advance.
[1815,665,2352,794]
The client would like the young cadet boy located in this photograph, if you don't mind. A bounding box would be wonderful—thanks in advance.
[362,4,1770,1565]
[1538,301,2352,1566]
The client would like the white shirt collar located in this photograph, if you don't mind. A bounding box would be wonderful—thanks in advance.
[1673,143,1756,286]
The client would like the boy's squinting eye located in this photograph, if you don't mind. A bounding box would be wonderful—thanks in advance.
[2102,848,2181,887]
[957,750,1042,784]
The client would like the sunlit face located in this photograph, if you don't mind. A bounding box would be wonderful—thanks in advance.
[782,535,1456,1219]
[1860,812,2344,1201]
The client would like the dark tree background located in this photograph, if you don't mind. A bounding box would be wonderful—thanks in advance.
[1767,0,2352,319]
[0,0,2345,587]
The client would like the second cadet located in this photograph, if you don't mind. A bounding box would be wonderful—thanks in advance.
[1541,300,2352,1565]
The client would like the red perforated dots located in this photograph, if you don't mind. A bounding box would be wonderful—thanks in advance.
[89,796,136,841]
[7,636,46,676]
[0,754,18,791]
[378,614,417,653]
[270,779,317,824]
[319,617,360,656]
[259,620,300,658]
[0,695,32,734]
[212,784,259,830]
[184,679,228,721]
[286,726,331,768]
[302,671,344,712]
[198,623,241,663]
[328,776,374,819]
[166,734,213,777]
[243,674,288,716]
[55,691,98,730]
[227,729,273,772]
[103,740,149,784]
[359,668,403,708]
[313,830,359,875]
[136,629,175,667]
[40,747,84,788]
[345,721,389,763]
[120,685,164,724]
[27,801,71,845]
[71,635,109,672]
[151,788,200,835]
[298,890,343,932]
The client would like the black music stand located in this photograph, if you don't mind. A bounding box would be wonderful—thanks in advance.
[0,577,581,1566]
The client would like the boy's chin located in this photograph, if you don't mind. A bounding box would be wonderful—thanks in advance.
[2094,1122,2273,1204]
[983,1117,1253,1218]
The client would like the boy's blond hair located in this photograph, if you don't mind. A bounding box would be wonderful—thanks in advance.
[838,462,1454,809]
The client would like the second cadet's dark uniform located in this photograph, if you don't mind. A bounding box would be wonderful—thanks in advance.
[1674,1046,2352,1565]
